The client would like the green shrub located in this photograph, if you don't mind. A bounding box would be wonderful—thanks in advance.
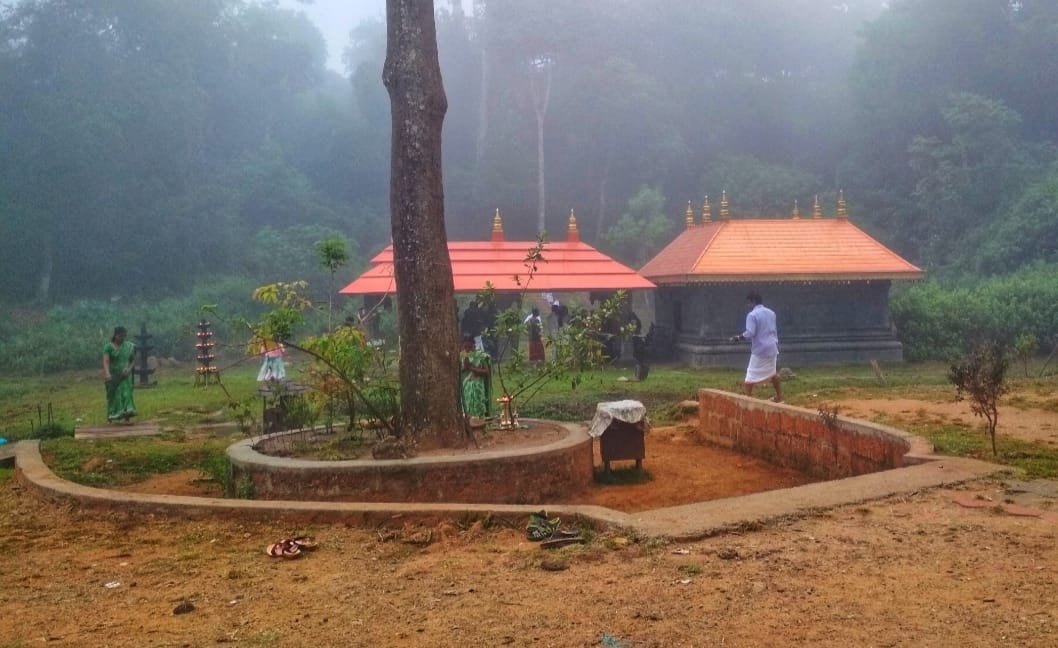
[0,277,260,375]
[197,451,235,496]
[892,264,1058,361]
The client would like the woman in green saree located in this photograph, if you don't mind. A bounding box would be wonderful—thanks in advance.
[459,335,491,423]
[103,326,137,423]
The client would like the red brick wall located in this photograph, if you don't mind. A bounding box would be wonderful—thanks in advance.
[230,421,595,504]
[697,389,922,480]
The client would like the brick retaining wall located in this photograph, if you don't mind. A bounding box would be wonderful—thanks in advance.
[697,389,934,480]
[229,420,595,504]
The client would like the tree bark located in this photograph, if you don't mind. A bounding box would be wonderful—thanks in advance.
[383,0,462,448]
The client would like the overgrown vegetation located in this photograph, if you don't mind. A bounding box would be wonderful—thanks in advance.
[891,264,1058,362]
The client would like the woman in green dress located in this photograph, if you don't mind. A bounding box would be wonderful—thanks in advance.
[459,335,491,422]
[103,326,137,423]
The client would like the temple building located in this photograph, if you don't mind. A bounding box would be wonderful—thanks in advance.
[341,209,655,298]
[638,192,924,366]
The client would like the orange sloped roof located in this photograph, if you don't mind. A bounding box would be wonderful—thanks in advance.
[639,219,923,284]
[341,240,656,295]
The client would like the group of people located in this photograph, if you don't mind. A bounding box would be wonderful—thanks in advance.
[101,290,781,427]
[100,325,289,425]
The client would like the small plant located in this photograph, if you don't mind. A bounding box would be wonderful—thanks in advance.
[236,474,256,499]
[227,399,258,435]
[1013,333,1039,377]
[949,341,1009,456]
[197,452,234,496]
[817,402,840,429]
[27,403,73,440]
[476,238,634,429]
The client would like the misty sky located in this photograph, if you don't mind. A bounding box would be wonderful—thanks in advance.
[277,0,471,73]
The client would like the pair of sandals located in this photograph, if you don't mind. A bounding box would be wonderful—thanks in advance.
[526,511,585,549]
[265,536,318,559]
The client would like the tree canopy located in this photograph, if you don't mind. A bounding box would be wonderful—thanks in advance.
[2,0,1056,306]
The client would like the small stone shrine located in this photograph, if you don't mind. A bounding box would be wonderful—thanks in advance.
[132,321,156,387]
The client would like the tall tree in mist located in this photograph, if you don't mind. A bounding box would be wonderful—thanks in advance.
[383,0,462,447]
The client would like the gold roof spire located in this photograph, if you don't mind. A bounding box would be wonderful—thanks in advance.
[720,190,730,219]
[813,195,822,219]
[490,208,504,242]
[837,190,848,219]
[702,195,712,223]
[567,209,580,242]
[685,201,695,229]
[792,199,800,220]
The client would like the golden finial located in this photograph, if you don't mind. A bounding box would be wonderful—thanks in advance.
[720,190,730,219]
[490,208,504,241]
[685,201,695,229]
[702,195,712,223]
[567,208,580,242]
[837,190,847,219]
[792,199,800,220]
[813,195,822,219]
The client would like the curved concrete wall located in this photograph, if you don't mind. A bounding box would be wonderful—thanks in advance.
[228,420,595,504]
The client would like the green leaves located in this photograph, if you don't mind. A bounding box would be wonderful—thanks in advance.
[949,341,1010,455]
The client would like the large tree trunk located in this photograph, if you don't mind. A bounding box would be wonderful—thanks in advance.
[383,0,462,448]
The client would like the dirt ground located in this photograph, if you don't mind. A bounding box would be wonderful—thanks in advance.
[3,398,1058,647]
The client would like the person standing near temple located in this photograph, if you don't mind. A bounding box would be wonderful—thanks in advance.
[730,291,783,402]
[524,307,545,364]
[102,326,137,423]
[461,300,484,351]
[257,337,287,382]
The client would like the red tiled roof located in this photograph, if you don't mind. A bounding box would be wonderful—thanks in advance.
[341,240,656,295]
[639,219,924,284]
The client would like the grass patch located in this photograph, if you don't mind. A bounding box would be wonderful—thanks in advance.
[899,422,1058,480]
[0,467,14,485]
[5,359,1058,484]
[594,466,652,485]
[40,434,238,488]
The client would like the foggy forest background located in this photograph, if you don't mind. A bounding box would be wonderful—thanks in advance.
[3,0,1058,371]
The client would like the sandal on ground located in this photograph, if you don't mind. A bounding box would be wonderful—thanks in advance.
[266,539,302,559]
[540,534,586,550]
[290,536,319,551]
[526,511,561,541]
[550,529,582,539]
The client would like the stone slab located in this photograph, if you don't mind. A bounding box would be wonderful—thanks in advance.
[0,441,17,466]
[75,424,161,440]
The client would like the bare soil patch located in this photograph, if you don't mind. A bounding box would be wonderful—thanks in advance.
[4,476,1058,646]
[836,397,1058,446]
[119,420,817,512]
[6,397,1058,646]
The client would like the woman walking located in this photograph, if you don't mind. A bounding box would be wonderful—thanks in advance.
[103,326,137,423]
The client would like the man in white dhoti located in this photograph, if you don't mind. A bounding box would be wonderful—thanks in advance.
[730,291,783,402]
